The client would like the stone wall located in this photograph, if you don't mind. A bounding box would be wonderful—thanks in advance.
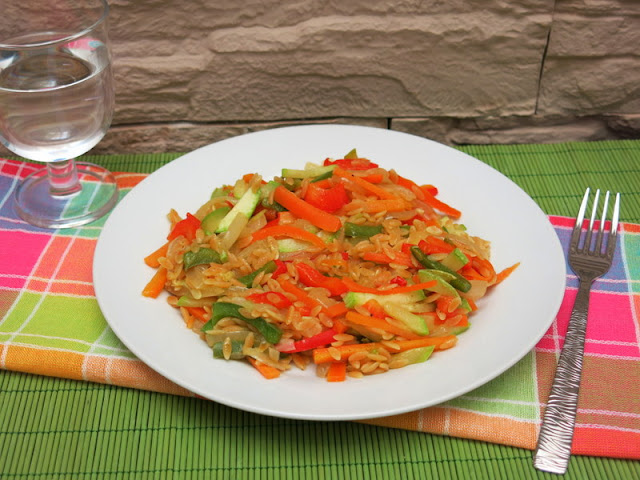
[9,0,640,156]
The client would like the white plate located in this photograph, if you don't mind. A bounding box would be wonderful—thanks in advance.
[93,124,566,421]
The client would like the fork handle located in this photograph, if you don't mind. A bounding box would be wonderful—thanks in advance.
[534,278,593,474]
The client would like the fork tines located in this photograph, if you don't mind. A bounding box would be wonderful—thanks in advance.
[572,188,621,258]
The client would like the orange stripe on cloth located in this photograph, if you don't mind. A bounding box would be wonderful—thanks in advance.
[623,222,640,233]
[361,407,447,433]
[365,407,537,450]
[83,356,193,397]
[2,344,85,379]
[445,408,538,450]
[115,173,147,189]
[1,344,194,398]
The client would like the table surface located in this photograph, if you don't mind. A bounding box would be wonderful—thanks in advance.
[1,139,640,479]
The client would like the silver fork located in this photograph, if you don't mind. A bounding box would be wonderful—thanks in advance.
[534,188,621,475]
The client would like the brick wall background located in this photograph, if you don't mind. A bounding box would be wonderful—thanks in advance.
[26,0,640,153]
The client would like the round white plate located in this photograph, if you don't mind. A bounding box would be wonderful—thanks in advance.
[93,124,566,421]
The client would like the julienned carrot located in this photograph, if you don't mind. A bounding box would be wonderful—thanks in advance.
[343,198,410,213]
[144,242,169,268]
[362,173,384,184]
[345,311,420,340]
[248,357,281,379]
[472,256,497,281]
[495,262,520,284]
[421,190,461,219]
[277,277,328,315]
[313,343,374,364]
[250,225,326,248]
[273,185,342,232]
[362,251,414,267]
[332,318,349,334]
[326,362,347,382]
[363,299,386,318]
[419,236,455,255]
[325,302,348,318]
[142,267,167,298]
[186,306,208,322]
[333,167,396,200]
[394,175,425,201]
[342,278,437,295]
[312,335,456,364]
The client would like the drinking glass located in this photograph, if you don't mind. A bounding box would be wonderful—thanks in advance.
[0,0,118,228]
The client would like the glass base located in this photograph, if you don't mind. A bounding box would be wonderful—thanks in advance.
[14,162,119,229]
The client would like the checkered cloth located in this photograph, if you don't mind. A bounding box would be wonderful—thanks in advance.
[1,158,638,459]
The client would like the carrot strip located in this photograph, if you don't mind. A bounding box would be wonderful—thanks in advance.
[343,198,410,213]
[144,242,169,268]
[342,278,437,295]
[186,306,208,322]
[466,298,478,312]
[472,256,497,282]
[333,167,396,200]
[420,236,455,255]
[345,311,420,340]
[421,190,461,219]
[142,267,167,298]
[495,262,520,284]
[250,225,326,248]
[326,362,347,382]
[332,319,349,334]
[394,175,425,201]
[325,302,348,318]
[363,299,386,318]
[362,173,384,184]
[362,251,414,267]
[247,358,281,379]
[312,335,456,364]
[273,185,342,232]
[313,343,380,364]
[277,278,327,314]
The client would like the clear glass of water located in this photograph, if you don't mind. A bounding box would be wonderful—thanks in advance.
[0,0,118,228]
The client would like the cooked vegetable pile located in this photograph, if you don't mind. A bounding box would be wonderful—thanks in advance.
[143,150,518,381]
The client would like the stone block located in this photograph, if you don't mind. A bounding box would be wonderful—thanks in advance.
[108,3,552,123]
[538,57,640,115]
[555,0,640,14]
[391,115,627,145]
[88,118,387,154]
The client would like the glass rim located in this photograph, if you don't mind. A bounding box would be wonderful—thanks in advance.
[0,0,109,49]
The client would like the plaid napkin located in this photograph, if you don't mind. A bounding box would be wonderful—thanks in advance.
[1,158,638,460]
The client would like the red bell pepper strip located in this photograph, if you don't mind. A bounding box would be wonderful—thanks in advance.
[295,263,348,296]
[167,213,200,241]
[323,158,379,170]
[272,259,288,279]
[276,328,338,353]
[247,291,292,309]
[422,184,438,196]
[390,276,408,287]
[303,182,349,213]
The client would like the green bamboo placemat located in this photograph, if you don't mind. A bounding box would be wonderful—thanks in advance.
[1,370,638,479]
[1,140,639,479]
